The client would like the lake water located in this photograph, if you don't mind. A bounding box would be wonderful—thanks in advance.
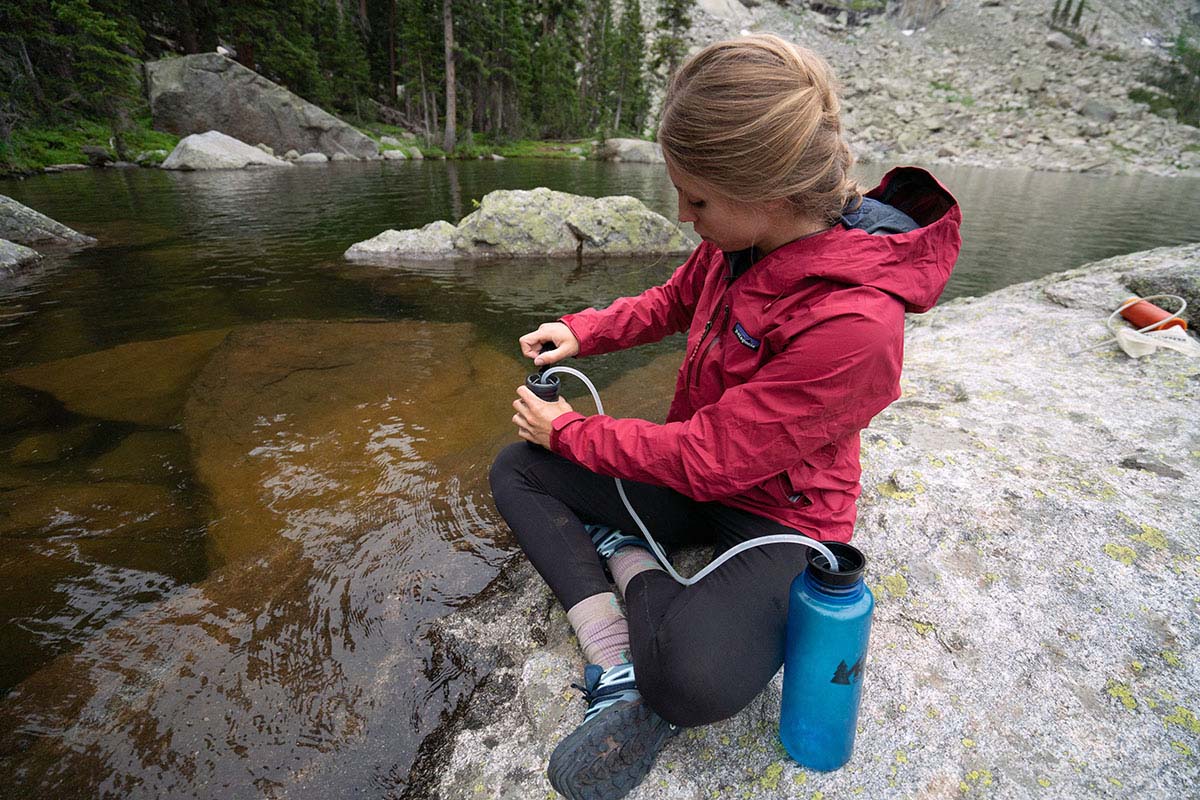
[1,160,1198,798]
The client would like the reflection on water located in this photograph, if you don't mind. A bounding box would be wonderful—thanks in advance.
[0,160,1198,796]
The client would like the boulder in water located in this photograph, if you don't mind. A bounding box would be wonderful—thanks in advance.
[596,137,665,163]
[0,239,41,271]
[146,53,379,160]
[0,195,96,246]
[161,130,293,170]
[346,188,691,261]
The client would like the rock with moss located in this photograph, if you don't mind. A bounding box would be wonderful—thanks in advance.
[0,196,96,246]
[161,130,293,170]
[345,188,692,261]
[146,53,378,160]
[411,243,1200,799]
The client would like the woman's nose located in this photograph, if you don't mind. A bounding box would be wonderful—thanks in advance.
[677,201,695,224]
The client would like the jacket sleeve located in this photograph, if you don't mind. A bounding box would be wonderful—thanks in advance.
[560,244,712,357]
[551,295,903,501]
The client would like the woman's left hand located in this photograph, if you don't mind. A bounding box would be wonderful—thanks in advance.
[512,385,575,448]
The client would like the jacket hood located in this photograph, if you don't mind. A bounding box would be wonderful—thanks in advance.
[756,166,963,314]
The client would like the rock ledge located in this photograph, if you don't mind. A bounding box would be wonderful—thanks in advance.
[415,243,1200,799]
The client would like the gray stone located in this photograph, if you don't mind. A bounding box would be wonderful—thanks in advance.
[1046,31,1075,50]
[1013,67,1047,92]
[161,130,293,170]
[410,148,425,160]
[254,143,275,156]
[0,239,41,271]
[134,149,169,165]
[283,149,300,160]
[0,196,96,247]
[331,152,356,162]
[382,149,408,161]
[1080,99,1119,123]
[80,145,113,166]
[596,138,665,163]
[379,135,402,146]
[418,243,1200,800]
[345,220,458,259]
[296,152,329,164]
[346,188,692,261]
[1123,262,1200,318]
[145,53,378,160]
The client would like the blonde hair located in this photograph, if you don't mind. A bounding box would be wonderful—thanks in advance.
[658,34,860,224]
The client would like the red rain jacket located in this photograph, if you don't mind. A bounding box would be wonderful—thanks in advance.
[551,167,962,542]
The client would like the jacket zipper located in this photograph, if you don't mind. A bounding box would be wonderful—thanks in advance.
[686,302,731,389]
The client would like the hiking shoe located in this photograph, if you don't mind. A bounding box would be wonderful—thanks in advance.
[586,524,653,560]
[547,663,678,800]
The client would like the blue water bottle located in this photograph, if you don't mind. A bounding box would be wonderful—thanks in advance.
[779,541,874,771]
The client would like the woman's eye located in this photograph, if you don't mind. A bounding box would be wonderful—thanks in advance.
[690,200,706,209]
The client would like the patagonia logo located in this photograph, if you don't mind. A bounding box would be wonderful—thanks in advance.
[732,322,760,350]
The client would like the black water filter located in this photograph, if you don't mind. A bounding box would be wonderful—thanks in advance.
[525,344,560,401]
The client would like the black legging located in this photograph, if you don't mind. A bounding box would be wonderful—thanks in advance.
[489,442,810,728]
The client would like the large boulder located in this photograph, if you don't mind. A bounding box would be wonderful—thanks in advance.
[345,188,692,261]
[0,195,96,246]
[145,53,378,160]
[0,239,41,271]
[161,130,293,170]
[413,244,1200,799]
[596,137,666,163]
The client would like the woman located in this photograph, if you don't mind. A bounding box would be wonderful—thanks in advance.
[490,33,962,800]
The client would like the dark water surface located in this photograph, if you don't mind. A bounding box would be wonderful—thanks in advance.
[0,160,1198,797]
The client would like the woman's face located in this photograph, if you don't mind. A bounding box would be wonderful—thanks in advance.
[667,162,770,252]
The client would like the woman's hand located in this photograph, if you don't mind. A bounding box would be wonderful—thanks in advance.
[519,322,580,367]
[513,385,574,449]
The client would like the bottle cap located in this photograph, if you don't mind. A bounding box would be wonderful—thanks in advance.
[809,542,866,588]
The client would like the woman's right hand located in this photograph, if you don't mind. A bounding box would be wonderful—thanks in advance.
[519,322,580,367]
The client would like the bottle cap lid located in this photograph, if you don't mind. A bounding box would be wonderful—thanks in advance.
[809,542,866,588]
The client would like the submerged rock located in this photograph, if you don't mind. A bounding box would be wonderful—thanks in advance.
[346,188,691,261]
[0,319,522,798]
[417,243,1200,799]
[161,130,293,170]
[0,195,96,246]
[87,431,191,484]
[5,329,231,426]
[146,53,378,160]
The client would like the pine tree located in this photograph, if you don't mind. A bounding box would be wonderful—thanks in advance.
[442,0,456,150]
[580,0,616,130]
[1070,0,1084,28]
[316,1,371,115]
[612,0,648,135]
[1050,0,1062,24]
[651,0,691,81]
[531,0,584,137]
[50,0,142,156]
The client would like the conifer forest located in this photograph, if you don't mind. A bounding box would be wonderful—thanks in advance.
[0,0,695,159]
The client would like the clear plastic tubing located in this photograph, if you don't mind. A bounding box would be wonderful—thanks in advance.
[542,365,840,584]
